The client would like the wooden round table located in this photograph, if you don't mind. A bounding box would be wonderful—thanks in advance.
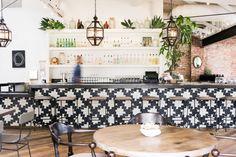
[94,125,218,157]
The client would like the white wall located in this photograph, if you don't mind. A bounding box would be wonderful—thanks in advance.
[0,0,163,83]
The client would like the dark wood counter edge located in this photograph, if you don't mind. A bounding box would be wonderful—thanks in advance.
[29,83,236,89]
[0,92,30,97]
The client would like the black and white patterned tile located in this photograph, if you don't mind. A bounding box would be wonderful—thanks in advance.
[1,87,236,128]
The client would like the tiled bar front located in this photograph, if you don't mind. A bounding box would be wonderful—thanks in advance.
[1,84,236,128]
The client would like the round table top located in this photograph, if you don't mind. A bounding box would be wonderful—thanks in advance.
[94,125,218,157]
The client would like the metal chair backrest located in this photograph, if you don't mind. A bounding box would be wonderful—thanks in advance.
[129,112,164,125]
[49,122,98,157]
[0,133,2,152]
[17,110,35,143]
[19,110,35,124]
[0,121,3,151]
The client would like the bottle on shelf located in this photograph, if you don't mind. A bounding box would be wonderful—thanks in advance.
[59,52,66,64]
[69,18,76,29]
[103,21,109,29]
[56,38,60,47]
[59,38,63,47]
[77,19,84,29]
[108,17,116,29]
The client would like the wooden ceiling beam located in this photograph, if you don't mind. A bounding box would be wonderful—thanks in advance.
[184,0,236,6]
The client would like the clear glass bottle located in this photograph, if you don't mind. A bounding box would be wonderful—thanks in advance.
[69,18,76,29]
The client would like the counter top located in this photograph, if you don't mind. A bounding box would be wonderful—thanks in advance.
[0,92,30,97]
[29,82,236,89]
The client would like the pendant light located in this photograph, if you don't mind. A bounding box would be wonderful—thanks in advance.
[162,0,179,47]
[86,0,104,46]
[0,0,12,47]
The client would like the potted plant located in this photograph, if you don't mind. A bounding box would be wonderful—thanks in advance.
[159,15,197,72]
[150,16,165,28]
[121,19,135,29]
[39,17,65,31]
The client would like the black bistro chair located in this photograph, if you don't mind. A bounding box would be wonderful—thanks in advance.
[49,122,106,157]
[211,134,236,157]
[1,110,35,157]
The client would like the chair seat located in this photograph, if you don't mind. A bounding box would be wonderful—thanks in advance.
[222,96,236,101]
[115,96,132,101]
[89,96,107,101]
[196,96,215,101]
[169,96,188,101]
[34,96,53,100]
[142,96,160,101]
[57,96,76,101]
[2,133,28,143]
[70,153,106,157]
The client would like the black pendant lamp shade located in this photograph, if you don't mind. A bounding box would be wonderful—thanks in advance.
[162,0,179,47]
[162,16,179,46]
[0,0,12,47]
[86,0,104,46]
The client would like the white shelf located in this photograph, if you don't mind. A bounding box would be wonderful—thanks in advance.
[47,28,163,81]
[49,47,159,51]
[47,29,162,34]
[49,64,160,68]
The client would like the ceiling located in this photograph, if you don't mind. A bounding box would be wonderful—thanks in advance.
[164,0,236,16]
[2,0,22,8]
[2,0,233,46]
[164,0,236,41]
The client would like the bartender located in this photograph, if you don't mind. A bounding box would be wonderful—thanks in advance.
[72,55,83,83]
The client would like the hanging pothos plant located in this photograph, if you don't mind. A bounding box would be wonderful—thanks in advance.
[160,15,197,72]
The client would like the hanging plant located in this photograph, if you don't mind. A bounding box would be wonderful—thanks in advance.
[159,15,197,72]
[39,17,65,31]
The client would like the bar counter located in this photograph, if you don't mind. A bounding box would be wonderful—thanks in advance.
[29,82,236,89]
[1,82,236,128]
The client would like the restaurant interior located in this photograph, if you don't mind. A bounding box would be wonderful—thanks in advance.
[1,0,236,157]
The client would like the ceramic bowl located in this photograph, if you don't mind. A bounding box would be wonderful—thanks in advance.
[140,124,161,137]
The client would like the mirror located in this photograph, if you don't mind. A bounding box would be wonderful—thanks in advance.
[193,56,202,68]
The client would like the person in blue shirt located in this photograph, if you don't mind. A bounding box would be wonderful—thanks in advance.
[72,55,83,83]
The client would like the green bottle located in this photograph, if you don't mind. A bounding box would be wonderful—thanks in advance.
[56,38,59,47]
[59,38,63,47]
[73,38,76,47]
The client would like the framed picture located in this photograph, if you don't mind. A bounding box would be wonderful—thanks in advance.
[142,37,152,47]
[12,50,25,68]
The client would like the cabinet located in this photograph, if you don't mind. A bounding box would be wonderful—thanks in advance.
[47,29,163,82]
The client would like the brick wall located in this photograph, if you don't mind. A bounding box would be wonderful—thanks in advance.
[176,37,236,81]
[204,37,236,80]
[175,44,191,81]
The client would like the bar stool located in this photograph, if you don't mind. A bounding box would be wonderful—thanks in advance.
[168,96,189,128]
[34,95,54,127]
[194,96,217,129]
[141,96,160,113]
[88,96,108,128]
[221,96,236,131]
[114,96,133,124]
[56,96,76,124]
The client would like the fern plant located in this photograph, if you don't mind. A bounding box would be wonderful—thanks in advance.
[150,16,165,28]
[121,19,135,29]
[39,17,65,31]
